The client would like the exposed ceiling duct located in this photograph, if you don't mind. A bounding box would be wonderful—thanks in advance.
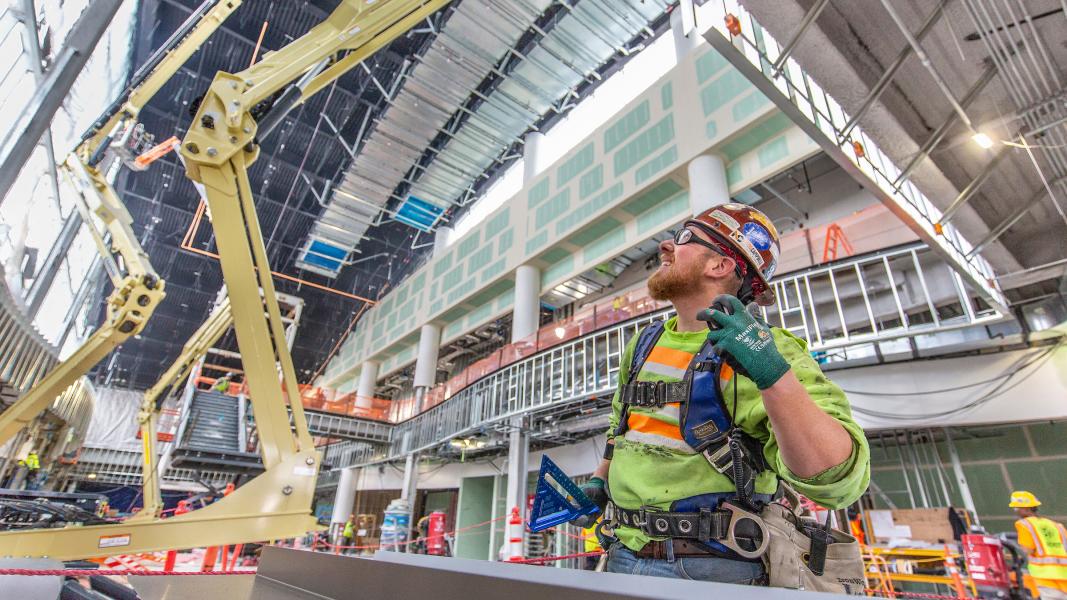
[298,0,671,278]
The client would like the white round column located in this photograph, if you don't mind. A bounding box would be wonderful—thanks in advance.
[687,154,729,215]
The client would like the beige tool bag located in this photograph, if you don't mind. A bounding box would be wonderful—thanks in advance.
[760,484,867,595]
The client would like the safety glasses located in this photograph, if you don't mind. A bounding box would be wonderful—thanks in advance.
[672,227,745,280]
[673,227,727,255]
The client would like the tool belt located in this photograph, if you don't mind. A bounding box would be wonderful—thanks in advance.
[613,504,731,540]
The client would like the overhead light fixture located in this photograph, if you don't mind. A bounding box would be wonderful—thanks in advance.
[87,473,97,480]
[972,132,995,149]
[554,326,566,339]
[449,437,486,450]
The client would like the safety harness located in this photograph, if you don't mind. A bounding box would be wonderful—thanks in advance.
[606,320,770,557]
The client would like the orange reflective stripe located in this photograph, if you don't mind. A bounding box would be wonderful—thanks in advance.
[645,346,694,370]
[1022,519,1044,556]
[720,363,734,382]
[627,412,684,440]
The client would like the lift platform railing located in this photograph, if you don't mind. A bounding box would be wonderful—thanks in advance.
[328,243,1003,470]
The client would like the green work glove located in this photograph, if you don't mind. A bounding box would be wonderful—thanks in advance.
[704,295,790,390]
[571,477,607,528]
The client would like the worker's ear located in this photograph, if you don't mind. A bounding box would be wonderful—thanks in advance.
[703,254,736,280]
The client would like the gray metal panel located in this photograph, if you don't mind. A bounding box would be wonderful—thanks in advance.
[237,546,853,600]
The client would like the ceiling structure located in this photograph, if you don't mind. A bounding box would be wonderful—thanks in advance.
[738,0,1067,304]
[99,0,673,389]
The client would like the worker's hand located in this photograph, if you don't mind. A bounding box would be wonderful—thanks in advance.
[704,295,789,390]
[571,477,608,528]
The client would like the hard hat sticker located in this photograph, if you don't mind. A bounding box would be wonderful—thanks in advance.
[710,210,740,231]
[730,231,764,268]
[749,210,779,239]
[742,222,772,251]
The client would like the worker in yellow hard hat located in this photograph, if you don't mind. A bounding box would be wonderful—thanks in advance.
[581,516,602,570]
[1011,491,1067,599]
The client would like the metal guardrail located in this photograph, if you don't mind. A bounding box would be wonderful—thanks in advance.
[327,244,1003,471]
[302,408,393,443]
[71,446,234,489]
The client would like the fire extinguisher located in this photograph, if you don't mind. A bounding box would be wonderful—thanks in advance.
[426,511,447,556]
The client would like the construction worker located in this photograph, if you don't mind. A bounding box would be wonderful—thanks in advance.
[582,517,602,570]
[18,449,41,490]
[342,514,356,554]
[572,204,870,584]
[1011,491,1067,599]
[212,372,233,393]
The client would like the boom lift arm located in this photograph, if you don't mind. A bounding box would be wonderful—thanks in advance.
[0,0,244,448]
[0,0,448,560]
[128,297,233,523]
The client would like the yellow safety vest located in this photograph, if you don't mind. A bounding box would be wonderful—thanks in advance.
[25,453,39,470]
[343,521,354,539]
[1019,517,1067,581]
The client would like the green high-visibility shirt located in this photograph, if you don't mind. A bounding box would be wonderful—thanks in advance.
[343,521,354,539]
[606,316,870,552]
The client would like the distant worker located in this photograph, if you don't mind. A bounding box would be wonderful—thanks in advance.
[212,372,233,393]
[342,514,355,554]
[581,517,602,570]
[1011,491,1067,599]
[572,204,870,585]
[18,449,41,490]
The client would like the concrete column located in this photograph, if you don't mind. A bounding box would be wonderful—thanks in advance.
[670,0,700,60]
[433,226,453,257]
[523,131,548,183]
[512,132,548,347]
[355,360,380,409]
[412,323,441,411]
[330,467,359,544]
[504,416,529,560]
[687,154,729,215]
[511,265,541,343]
[400,452,419,503]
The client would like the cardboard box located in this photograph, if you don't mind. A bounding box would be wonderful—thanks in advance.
[889,508,964,544]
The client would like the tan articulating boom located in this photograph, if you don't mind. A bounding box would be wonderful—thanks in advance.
[0,0,246,450]
[0,0,449,560]
[127,297,233,524]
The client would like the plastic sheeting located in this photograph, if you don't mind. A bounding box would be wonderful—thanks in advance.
[83,386,141,451]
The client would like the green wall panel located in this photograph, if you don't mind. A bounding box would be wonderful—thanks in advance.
[622,179,684,216]
[700,70,749,116]
[604,100,651,153]
[695,50,729,81]
[557,142,595,188]
[569,216,621,247]
[583,229,627,263]
[535,189,572,230]
[579,164,605,198]
[613,116,675,177]
[635,146,678,186]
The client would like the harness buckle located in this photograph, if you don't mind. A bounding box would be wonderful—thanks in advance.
[720,501,770,559]
[703,444,734,474]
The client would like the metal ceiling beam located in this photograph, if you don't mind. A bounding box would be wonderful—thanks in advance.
[938,143,1011,225]
[839,0,950,140]
[892,64,997,187]
[0,0,122,206]
[879,0,978,132]
[770,0,832,77]
[966,179,1066,257]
